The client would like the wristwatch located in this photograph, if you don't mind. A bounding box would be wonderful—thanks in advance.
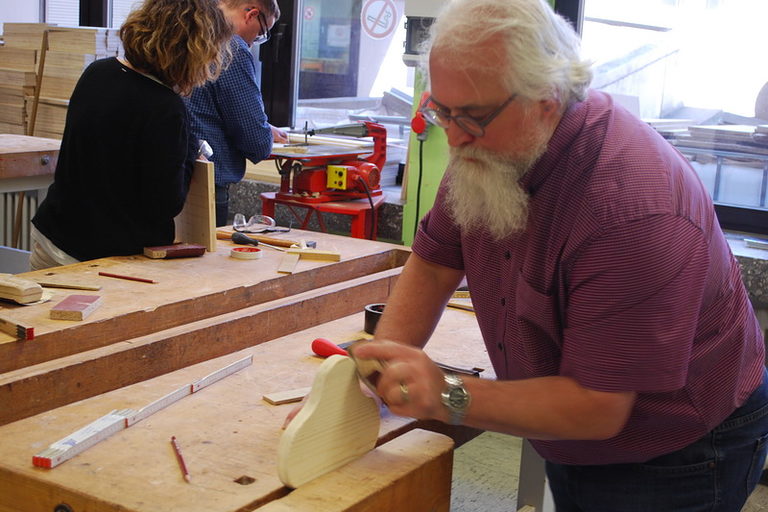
[441,373,471,425]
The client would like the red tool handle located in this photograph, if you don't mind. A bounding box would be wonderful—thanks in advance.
[312,337,348,358]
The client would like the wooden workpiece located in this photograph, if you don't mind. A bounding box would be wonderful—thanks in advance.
[0,307,491,512]
[0,273,43,304]
[278,355,381,488]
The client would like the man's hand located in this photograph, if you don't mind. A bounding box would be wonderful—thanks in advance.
[270,125,289,143]
[351,340,448,421]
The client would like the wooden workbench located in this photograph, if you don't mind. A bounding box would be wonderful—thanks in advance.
[0,230,410,425]
[0,134,61,250]
[0,134,60,187]
[0,221,553,511]
[0,293,491,511]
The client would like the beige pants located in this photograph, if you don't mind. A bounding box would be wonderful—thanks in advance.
[28,227,79,271]
[29,240,64,271]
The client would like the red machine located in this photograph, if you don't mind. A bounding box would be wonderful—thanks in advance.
[272,121,386,203]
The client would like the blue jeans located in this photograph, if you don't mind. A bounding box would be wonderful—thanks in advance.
[546,370,768,512]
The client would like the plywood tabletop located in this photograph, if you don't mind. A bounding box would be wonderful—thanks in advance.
[0,308,491,512]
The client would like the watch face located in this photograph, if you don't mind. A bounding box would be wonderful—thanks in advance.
[448,387,469,409]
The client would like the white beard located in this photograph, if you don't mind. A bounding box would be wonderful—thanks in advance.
[445,143,546,240]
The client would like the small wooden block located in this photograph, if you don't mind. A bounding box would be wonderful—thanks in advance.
[143,243,206,259]
[285,248,341,262]
[49,295,103,321]
[277,252,301,274]
[0,274,43,304]
[447,300,474,313]
[277,355,380,488]
[263,386,311,405]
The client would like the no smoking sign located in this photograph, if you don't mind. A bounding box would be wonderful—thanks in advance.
[361,0,398,40]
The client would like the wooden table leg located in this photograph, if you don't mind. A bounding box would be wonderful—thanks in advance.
[11,191,25,248]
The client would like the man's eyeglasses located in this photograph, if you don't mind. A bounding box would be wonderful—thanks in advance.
[420,93,517,137]
[245,8,271,45]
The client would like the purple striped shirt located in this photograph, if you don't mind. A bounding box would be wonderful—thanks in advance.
[413,90,765,465]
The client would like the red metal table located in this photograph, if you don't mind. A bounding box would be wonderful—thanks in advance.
[260,192,385,240]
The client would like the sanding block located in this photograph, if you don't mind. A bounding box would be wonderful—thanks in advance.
[50,295,103,321]
[0,274,44,304]
[143,243,206,259]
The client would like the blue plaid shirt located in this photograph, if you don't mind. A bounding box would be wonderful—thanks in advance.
[186,36,273,186]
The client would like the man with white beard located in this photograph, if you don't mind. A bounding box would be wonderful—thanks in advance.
[351,0,768,509]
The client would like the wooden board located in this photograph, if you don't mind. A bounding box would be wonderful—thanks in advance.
[277,355,380,488]
[1,23,58,50]
[0,47,38,71]
[0,68,36,88]
[0,308,486,511]
[174,159,216,251]
[0,134,60,179]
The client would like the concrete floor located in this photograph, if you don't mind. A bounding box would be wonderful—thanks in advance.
[451,432,768,512]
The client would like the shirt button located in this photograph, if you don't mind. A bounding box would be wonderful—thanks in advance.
[497,342,504,351]
[500,297,506,306]
[504,251,511,260]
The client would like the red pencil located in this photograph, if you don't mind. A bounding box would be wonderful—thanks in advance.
[170,436,191,483]
[98,271,157,284]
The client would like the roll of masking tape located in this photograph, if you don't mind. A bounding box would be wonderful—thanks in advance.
[230,247,263,260]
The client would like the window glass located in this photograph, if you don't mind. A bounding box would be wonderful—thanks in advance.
[295,0,413,163]
[581,0,768,232]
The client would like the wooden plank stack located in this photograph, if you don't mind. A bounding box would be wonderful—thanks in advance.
[0,23,122,139]
[0,24,49,135]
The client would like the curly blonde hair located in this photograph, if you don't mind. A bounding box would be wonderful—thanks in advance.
[119,0,233,96]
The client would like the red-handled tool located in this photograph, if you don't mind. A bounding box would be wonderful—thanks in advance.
[311,337,348,358]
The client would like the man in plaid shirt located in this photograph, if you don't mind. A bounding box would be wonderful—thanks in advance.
[187,0,288,226]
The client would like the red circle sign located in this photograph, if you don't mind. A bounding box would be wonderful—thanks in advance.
[361,0,398,40]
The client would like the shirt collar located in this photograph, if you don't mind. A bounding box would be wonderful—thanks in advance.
[519,90,596,196]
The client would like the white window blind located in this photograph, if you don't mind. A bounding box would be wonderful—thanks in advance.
[45,0,79,26]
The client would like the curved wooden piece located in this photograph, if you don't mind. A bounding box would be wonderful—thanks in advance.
[277,354,380,488]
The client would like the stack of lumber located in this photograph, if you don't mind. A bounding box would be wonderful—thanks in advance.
[674,124,768,156]
[0,23,121,139]
[0,24,52,135]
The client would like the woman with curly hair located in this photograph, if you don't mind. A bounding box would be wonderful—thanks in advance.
[30,0,233,269]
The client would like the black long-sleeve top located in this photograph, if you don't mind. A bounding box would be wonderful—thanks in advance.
[33,57,196,261]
